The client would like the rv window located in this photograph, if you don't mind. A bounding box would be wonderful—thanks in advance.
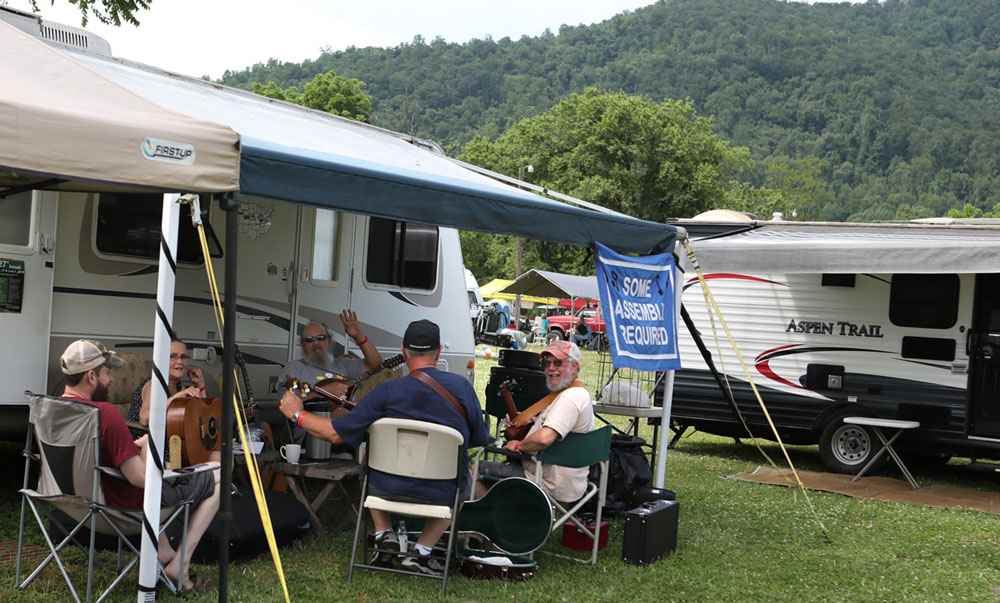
[311,209,339,282]
[889,274,959,329]
[365,217,438,290]
[901,336,956,362]
[0,191,32,247]
[95,193,221,264]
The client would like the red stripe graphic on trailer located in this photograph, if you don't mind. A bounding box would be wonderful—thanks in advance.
[683,273,788,291]
[754,344,805,389]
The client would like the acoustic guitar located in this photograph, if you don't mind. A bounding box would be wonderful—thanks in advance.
[165,397,221,466]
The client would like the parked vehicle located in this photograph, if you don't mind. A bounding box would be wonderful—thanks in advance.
[546,308,606,343]
[465,268,485,321]
[667,214,1000,473]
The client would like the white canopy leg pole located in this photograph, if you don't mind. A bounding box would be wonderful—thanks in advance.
[654,258,682,489]
[137,193,181,602]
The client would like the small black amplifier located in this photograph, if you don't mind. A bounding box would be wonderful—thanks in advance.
[622,499,678,566]
[632,486,676,506]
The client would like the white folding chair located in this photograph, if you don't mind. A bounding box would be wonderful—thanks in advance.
[15,394,194,603]
[348,418,465,591]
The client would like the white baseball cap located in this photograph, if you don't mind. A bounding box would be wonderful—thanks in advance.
[60,340,125,375]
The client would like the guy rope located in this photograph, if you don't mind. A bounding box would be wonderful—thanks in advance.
[682,237,830,542]
[189,196,292,602]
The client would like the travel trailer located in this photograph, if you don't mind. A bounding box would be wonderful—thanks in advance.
[0,185,476,439]
[670,215,1000,473]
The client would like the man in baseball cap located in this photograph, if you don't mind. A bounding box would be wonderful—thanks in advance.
[60,340,124,402]
[59,339,219,592]
[278,318,491,576]
[477,337,595,505]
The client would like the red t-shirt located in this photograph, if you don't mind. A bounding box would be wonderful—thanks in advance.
[62,394,144,509]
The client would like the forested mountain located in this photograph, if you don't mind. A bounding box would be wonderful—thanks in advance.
[222,0,1000,221]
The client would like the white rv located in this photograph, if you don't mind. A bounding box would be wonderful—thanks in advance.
[0,189,475,438]
[672,216,1000,473]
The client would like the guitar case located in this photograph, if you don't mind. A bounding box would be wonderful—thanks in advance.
[456,477,552,556]
[484,366,549,420]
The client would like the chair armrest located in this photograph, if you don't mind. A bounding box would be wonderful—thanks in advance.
[97,465,127,481]
[483,444,526,461]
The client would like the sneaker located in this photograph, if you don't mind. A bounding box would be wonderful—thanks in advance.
[368,530,399,566]
[400,554,445,576]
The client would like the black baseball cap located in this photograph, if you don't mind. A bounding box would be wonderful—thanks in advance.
[403,320,440,351]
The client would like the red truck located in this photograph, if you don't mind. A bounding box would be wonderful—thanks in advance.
[545,308,606,343]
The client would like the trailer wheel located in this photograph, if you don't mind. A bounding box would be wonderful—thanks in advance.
[819,413,882,474]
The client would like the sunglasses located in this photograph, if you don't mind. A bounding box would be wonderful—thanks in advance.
[541,357,564,369]
[301,334,330,344]
[170,353,191,361]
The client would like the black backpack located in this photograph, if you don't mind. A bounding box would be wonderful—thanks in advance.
[587,434,651,514]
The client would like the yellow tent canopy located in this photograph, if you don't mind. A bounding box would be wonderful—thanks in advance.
[479,279,559,305]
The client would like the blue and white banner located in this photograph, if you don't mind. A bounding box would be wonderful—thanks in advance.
[595,242,680,371]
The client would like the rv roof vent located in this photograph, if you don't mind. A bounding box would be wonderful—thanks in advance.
[40,23,89,49]
[0,6,112,56]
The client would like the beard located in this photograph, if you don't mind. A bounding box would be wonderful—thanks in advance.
[546,372,575,392]
[92,383,110,402]
[304,347,333,368]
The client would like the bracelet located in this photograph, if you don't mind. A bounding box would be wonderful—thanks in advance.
[295,411,307,428]
[355,336,369,346]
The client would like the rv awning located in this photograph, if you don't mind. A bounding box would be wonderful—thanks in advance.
[685,222,1000,274]
[480,279,559,305]
[0,20,239,193]
[502,270,600,300]
[63,50,677,254]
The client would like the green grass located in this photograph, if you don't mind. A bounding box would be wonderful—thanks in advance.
[2,348,998,601]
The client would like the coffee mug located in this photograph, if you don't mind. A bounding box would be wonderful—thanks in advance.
[280,444,302,464]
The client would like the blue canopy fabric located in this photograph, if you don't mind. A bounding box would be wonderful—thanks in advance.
[239,137,675,252]
[56,48,676,253]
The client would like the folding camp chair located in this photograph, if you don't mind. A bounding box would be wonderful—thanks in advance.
[348,418,465,592]
[15,394,194,603]
[530,425,612,565]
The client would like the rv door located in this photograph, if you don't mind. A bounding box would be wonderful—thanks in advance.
[968,274,1000,438]
[0,191,56,413]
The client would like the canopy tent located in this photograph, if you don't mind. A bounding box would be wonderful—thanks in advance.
[502,269,600,301]
[681,220,1000,274]
[0,35,672,254]
[0,21,239,193]
[479,279,559,305]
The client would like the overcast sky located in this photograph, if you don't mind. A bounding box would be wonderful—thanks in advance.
[4,0,859,79]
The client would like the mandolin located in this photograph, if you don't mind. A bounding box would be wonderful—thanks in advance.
[288,353,407,410]
[165,396,221,466]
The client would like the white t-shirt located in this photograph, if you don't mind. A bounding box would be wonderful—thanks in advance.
[522,386,595,503]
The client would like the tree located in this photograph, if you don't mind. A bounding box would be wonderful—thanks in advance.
[252,71,372,123]
[35,0,150,26]
[458,88,768,282]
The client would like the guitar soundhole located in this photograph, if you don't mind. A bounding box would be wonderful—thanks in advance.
[206,417,218,443]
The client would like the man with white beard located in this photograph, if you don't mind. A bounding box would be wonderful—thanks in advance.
[476,340,595,505]
[278,311,383,395]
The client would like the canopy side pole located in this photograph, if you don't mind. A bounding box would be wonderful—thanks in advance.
[653,246,683,488]
[218,195,239,602]
[137,193,181,602]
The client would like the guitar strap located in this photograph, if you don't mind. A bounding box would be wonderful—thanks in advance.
[410,369,471,430]
[511,380,586,428]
